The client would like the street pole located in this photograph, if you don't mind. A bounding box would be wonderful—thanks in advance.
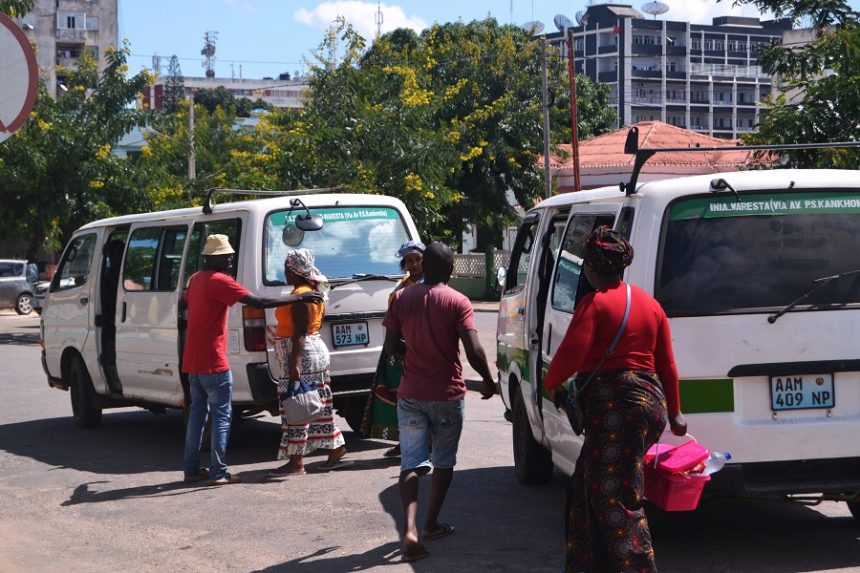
[567,29,582,192]
[187,93,196,187]
[540,38,552,200]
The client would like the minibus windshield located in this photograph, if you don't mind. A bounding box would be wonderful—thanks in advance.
[264,205,411,283]
[656,191,860,316]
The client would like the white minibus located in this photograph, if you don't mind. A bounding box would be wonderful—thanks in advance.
[497,136,860,520]
[40,190,420,432]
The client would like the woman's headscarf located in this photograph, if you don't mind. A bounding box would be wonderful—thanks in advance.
[396,240,426,258]
[285,248,329,299]
[584,225,634,274]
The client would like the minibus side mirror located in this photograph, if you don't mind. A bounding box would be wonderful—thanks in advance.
[295,213,323,231]
[496,266,507,289]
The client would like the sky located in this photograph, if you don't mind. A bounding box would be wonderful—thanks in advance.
[119,0,860,80]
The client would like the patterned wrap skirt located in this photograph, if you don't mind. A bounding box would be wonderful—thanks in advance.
[565,369,668,573]
[359,351,403,441]
[274,334,345,459]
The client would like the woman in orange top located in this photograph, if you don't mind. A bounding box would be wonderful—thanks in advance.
[270,249,347,476]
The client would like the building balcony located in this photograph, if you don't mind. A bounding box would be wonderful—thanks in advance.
[598,44,619,54]
[55,28,88,42]
[631,44,662,56]
[666,46,687,56]
[690,63,769,79]
[631,96,664,106]
[598,71,619,82]
[631,68,663,79]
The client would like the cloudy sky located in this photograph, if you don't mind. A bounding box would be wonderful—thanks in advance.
[120,0,856,79]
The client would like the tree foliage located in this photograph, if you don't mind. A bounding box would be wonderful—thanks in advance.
[731,0,860,167]
[162,55,185,114]
[0,44,153,257]
[0,0,32,16]
[257,19,615,246]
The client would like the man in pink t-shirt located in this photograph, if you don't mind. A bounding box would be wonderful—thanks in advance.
[181,234,320,486]
[383,242,495,563]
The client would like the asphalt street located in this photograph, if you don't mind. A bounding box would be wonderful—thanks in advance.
[0,307,858,573]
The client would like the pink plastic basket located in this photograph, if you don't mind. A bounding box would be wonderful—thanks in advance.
[644,464,709,511]
[646,439,709,474]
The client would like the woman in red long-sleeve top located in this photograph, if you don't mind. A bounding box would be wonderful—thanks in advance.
[544,226,686,573]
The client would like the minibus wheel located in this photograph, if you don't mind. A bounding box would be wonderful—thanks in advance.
[70,356,102,429]
[512,389,553,485]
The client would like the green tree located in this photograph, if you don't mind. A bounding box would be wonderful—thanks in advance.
[162,55,185,114]
[732,0,860,167]
[265,19,615,246]
[0,0,33,16]
[0,44,153,258]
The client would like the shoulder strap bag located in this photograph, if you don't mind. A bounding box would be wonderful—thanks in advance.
[565,283,632,436]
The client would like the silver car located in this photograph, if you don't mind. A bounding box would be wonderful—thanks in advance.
[0,259,38,314]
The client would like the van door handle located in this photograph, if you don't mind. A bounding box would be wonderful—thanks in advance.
[79,297,88,305]
[516,306,525,316]
[121,301,127,322]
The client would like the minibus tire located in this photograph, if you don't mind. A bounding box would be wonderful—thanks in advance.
[70,357,102,429]
[512,390,553,485]
[847,501,860,522]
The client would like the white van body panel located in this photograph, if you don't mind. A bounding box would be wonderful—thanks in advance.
[42,193,419,428]
[498,168,860,498]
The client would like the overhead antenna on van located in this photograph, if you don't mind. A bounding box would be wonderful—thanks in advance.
[619,128,860,197]
[201,186,345,215]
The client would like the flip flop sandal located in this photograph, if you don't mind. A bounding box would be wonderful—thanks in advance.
[319,459,351,472]
[422,523,455,541]
[401,545,431,563]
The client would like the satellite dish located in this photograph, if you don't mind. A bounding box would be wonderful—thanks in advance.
[554,14,576,32]
[522,20,545,35]
[641,1,669,19]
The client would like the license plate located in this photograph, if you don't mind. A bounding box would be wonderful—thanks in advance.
[769,373,835,411]
[331,322,369,348]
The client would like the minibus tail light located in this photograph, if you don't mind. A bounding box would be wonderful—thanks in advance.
[242,306,267,352]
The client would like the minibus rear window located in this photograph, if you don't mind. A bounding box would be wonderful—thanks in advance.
[656,191,860,316]
[264,206,412,282]
[655,190,860,316]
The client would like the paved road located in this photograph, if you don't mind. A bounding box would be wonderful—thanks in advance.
[0,309,858,573]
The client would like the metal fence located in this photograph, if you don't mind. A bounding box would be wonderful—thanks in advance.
[452,249,511,278]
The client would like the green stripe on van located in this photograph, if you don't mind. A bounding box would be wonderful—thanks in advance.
[679,378,734,413]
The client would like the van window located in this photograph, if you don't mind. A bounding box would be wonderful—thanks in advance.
[551,213,616,313]
[505,217,540,294]
[616,207,635,239]
[264,206,411,283]
[184,219,242,282]
[123,227,188,292]
[52,234,97,292]
[657,191,860,316]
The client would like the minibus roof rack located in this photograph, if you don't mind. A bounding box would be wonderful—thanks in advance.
[620,126,860,196]
[201,186,345,214]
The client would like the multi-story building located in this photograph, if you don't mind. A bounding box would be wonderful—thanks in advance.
[16,0,118,97]
[140,75,310,110]
[548,2,792,139]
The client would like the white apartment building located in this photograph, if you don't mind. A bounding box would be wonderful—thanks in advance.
[142,76,309,110]
[548,3,792,139]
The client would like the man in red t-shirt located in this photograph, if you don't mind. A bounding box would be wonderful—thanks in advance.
[383,242,495,562]
[182,234,320,485]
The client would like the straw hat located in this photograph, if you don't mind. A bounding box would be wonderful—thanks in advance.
[202,234,235,256]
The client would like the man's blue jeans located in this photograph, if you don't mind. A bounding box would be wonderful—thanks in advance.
[183,370,233,480]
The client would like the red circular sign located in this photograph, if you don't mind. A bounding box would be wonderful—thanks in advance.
[0,13,38,143]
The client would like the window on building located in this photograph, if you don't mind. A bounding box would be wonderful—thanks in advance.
[692,37,701,50]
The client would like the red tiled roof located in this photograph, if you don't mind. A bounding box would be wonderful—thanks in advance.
[548,121,758,174]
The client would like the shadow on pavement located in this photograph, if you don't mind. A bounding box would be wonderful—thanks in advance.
[0,411,392,479]
[0,332,40,345]
[249,464,860,573]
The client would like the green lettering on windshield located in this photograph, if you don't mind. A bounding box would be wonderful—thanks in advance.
[670,192,860,221]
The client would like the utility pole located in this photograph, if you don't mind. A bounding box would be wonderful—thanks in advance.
[540,38,552,199]
[567,29,582,192]
[187,93,196,189]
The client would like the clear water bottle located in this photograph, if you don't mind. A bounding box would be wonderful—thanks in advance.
[701,451,731,476]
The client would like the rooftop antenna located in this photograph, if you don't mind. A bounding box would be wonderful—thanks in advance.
[554,14,575,32]
[375,1,383,39]
[641,1,669,20]
[201,31,218,78]
[151,54,161,75]
[522,20,545,36]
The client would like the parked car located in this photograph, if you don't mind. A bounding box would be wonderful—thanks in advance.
[0,259,38,314]
[30,280,50,314]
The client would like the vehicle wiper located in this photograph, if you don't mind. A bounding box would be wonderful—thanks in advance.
[767,269,860,324]
[329,274,400,290]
